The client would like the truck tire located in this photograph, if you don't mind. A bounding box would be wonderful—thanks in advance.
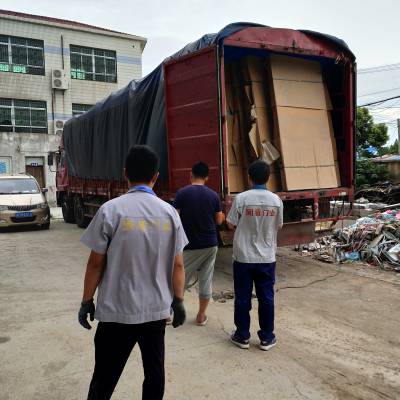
[61,195,75,224]
[74,196,90,228]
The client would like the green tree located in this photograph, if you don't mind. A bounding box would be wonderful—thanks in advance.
[378,139,398,156]
[356,107,389,157]
[356,159,390,188]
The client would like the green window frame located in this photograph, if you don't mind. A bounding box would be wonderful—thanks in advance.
[70,45,117,83]
[0,35,45,75]
[0,98,47,133]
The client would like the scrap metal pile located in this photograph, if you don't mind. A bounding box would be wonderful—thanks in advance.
[355,182,400,204]
[299,210,400,272]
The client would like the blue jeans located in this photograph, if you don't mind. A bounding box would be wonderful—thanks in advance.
[233,261,276,342]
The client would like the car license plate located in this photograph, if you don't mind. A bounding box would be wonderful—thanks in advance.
[15,211,33,218]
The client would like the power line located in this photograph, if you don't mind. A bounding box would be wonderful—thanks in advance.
[358,86,400,97]
[359,62,400,72]
[359,67,400,74]
[358,95,400,107]
[379,120,398,125]
[368,99,400,111]
[369,105,400,110]
[358,62,400,74]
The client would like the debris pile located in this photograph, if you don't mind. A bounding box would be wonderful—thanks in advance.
[297,210,400,272]
[329,197,389,218]
[355,183,400,204]
[212,290,235,303]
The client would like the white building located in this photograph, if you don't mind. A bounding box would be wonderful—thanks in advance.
[0,9,146,203]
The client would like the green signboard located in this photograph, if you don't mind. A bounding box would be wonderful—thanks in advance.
[12,65,27,73]
[0,63,10,72]
[71,70,86,80]
[0,64,27,73]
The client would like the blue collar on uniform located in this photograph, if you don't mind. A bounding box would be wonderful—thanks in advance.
[252,184,267,190]
[128,185,156,196]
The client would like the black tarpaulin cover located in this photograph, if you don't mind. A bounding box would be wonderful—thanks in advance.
[63,22,353,181]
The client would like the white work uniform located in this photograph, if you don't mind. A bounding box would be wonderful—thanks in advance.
[81,187,188,324]
[227,189,283,263]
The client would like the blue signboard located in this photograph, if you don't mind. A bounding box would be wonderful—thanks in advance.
[0,162,7,174]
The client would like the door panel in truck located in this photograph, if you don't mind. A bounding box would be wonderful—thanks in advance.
[164,46,221,193]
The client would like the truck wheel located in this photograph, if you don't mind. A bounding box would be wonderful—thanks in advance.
[74,196,90,228]
[61,196,75,223]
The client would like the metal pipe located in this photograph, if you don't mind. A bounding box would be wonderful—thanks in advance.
[61,34,65,69]
[397,118,400,154]
[215,44,225,198]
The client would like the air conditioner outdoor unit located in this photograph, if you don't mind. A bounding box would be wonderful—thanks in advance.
[54,120,64,135]
[52,69,69,90]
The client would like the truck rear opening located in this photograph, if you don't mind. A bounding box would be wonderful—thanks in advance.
[224,53,343,193]
[57,24,355,245]
[164,27,355,245]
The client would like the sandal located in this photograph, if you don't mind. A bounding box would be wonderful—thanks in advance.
[196,316,208,326]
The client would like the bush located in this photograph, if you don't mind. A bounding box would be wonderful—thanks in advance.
[356,159,390,188]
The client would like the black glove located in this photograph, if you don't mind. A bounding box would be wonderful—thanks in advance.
[171,296,186,328]
[78,299,95,330]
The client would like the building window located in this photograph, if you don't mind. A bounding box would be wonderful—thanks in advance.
[0,35,45,75]
[72,103,94,116]
[0,98,47,133]
[70,45,117,83]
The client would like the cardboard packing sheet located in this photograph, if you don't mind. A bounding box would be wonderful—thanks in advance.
[246,56,266,82]
[251,81,269,108]
[248,123,260,157]
[225,63,247,192]
[271,80,332,110]
[269,54,340,190]
[267,165,281,193]
[273,107,340,190]
[228,142,237,165]
[261,142,280,165]
[274,108,335,166]
[251,106,273,144]
[268,173,280,192]
[282,165,339,191]
[269,54,323,82]
[244,84,252,104]
[228,164,246,192]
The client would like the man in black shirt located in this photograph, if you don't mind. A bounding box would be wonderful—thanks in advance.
[174,162,224,325]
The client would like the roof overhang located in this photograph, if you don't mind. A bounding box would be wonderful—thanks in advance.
[0,10,147,49]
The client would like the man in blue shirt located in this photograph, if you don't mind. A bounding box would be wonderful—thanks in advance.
[174,162,224,325]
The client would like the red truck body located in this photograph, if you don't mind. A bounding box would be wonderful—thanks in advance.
[56,26,355,245]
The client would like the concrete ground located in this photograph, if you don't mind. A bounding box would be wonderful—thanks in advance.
[0,219,399,400]
[50,206,63,220]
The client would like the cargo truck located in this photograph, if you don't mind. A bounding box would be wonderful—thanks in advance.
[52,23,356,245]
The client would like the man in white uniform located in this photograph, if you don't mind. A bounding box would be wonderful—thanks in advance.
[227,160,283,351]
[78,145,188,399]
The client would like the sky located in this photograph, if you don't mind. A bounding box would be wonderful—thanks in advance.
[4,0,400,141]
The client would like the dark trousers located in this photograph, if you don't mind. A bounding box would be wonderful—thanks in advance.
[233,261,276,342]
[87,320,166,400]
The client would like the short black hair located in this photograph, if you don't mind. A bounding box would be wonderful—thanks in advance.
[125,145,159,183]
[248,160,270,185]
[192,162,209,179]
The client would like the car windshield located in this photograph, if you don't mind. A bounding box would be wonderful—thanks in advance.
[0,178,40,194]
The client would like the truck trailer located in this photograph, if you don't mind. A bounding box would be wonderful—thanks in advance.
[53,23,356,245]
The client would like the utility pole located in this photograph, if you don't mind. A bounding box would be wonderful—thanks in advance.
[398,118,400,154]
